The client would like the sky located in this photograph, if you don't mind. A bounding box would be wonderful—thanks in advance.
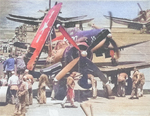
[0,0,150,29]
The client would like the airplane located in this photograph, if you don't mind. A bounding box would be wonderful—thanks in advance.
[6,0,94,30]
[18,2,119,99]
[7,14,94,30]
[104,3,150,33]
[23,5,150,99]
[1,2,150,103]
[13,22,149,67]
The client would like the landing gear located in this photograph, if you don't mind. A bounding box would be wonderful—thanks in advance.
[111,58,118,66]
[103,84,115,99]
[117,83,126,97]
[0,86,9,104]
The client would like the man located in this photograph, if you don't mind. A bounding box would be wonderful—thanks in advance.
[15,53,26,76]
[8,71,20,104]
[61,72,78,108]
[138,72,145,97]
[87,74,97,98]
[129,68,142,99]
[0,77,7,86]
[117,71,128,97]
[37,74,51,104]
[21,75,29,107]
[0,71,8,86]
[14,76,28,116]
[3,54,15,79]
[24,69,34,105]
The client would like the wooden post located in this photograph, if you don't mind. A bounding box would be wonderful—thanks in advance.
[80,103,90,116]
[90,104,93,116]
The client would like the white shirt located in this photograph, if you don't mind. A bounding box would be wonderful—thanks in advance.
[8,74,20,86]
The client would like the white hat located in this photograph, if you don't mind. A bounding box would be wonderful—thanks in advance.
[3,71,6,73]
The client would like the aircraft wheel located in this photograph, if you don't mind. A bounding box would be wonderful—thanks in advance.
[111,58,117,66]
[0,86,9,104]
[104,84,111,97]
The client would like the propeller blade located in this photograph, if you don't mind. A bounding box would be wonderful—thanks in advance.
[49,0,51,9]
[57,24,81,51]
[137,3,146,21]
[91,38,106,52]
[54,57,80,81]
[84,57,108,84]
[109,11,113,30]
[89,29,110,51]
[108,38,120,59]
[137,3,143,11]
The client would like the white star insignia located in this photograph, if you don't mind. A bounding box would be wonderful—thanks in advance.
[41,22,48,32]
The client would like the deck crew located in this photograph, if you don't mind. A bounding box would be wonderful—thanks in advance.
[117,72,128,97]
[14,76,28,116]
[37,74,51,104]
[8,71,20,104]
[61,72,78,108]
[3,54,15,79]
[129,68,145,99]
[138,72,145,97]
[23,69,34,105]
[15,53,26,77]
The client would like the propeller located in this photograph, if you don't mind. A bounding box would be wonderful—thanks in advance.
[54,24,109,89]
[104,11,120,60]
[137,3,146,21]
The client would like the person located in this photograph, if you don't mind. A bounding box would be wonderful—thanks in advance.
[129,68,141,99]
[0,71,8,86]
[49,76,57,100]
[117,72,128,97]
[61,72,78,108]
[14,76,28,116]
[8,71,20,104]
[138,72,145,97]
[24,69,34,105]
[3,54,15,79]
[87,74,97,98]
[15,53,26,77]
[22,75,29,107]
[88,23,100,29]
[0,76,7,86]
[37,74,51,104]
[3,70,8,79]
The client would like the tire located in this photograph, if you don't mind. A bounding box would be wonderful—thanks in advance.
[104,84,112,98]
[0,86,9,104]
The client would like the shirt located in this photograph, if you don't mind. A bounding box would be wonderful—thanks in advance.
[8,75,20,86]
[3,58,15,71]
[15,56,26,70]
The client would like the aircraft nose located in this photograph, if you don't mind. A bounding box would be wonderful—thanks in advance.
[107,33,112,38]
[81,51,87,57]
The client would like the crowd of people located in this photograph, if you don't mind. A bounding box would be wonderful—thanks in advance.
[117,68,145,99]
[0,53,146,115]
[0,53,34,116]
